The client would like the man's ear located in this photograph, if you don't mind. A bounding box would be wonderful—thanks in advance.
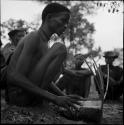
[45,13,54,21]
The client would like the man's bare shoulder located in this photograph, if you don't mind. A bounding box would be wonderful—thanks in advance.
[20,31,39,48]
[22,31,38,42]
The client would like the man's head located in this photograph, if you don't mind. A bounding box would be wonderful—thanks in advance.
[42,3,70,36]
[103,51,118,65]
[8,28,27,46]
[74,54,84,69]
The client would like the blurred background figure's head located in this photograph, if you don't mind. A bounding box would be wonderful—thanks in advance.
[74,54,84,69]
[103,51,118,65]
[8,28,27,46]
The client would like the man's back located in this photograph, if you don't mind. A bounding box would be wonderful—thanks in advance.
[7,31,47,78]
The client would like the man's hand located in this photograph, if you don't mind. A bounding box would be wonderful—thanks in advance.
[54,94,85,110]
[103,73,117,85]
[75,70,92,76]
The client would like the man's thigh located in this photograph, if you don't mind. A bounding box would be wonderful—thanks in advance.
[28,43,67,85]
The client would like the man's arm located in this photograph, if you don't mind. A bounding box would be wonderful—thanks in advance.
[49,82,66,96]
[75,69,92,76]
[63,68,76,76]
[103,73,118,85]
[8,36,57,103]
[63,68,92,76]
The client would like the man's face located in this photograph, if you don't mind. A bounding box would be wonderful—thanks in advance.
[13,31,26,46]
[105,57,115,65]
[49,12,70,36]
[75,56,84,67]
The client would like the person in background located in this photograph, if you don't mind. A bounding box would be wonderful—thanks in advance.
[2,28,27,64]
[56,53,93,98]
[1,28,27,90]
[100,51,123,100]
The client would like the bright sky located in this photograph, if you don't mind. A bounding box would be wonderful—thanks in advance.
[1,0,123,52]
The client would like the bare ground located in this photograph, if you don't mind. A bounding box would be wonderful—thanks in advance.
[1,90,123,124]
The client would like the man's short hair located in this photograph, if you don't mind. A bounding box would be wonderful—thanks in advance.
[8,28,27,39]
[42,3,70,23]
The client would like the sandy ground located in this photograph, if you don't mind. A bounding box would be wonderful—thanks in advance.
[1,89,123,124]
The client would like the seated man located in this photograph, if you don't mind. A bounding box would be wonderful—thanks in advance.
[6,3,82,109]
[56,54,93,98]
[100,51,123,100]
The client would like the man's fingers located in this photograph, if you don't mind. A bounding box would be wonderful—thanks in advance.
[63,103,70,111]
[67,100,77,110]
[67,98,81,106]
[68,94,84,100]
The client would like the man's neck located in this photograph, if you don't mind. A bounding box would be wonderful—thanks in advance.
[38,25,52,43]
[107,63,113,67]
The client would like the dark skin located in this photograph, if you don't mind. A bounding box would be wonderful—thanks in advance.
[56,54,92,98]
[11,31,26,46]
[7,11,83,109]
[103,57,123,86]
[66,54,93,76]
[2,30,26,64]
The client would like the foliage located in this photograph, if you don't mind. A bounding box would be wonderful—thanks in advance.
[2,1,122,57]
[1,19,40,45]
[113,48,123,68]
[37,0,101,56]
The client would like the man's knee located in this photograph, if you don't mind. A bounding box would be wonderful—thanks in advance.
[51,42,67,57]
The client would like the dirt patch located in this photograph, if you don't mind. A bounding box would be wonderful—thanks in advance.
[1,90,123,124]
[101,98,123,124]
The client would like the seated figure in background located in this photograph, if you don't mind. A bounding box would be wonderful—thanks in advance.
[1,28,27,90]
[56,54,93,98]
[100,51,123,100]
[2,28,27,64]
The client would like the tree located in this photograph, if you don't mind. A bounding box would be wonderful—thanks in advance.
[0,19,40,46]
[35,0,101,56]
[1,1,102,58]
[113,48,123,68]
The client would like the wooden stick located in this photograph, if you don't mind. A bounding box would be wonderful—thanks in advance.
[91,57,104,95]
[104,64,110,100]
[92,63,104,99]
[81,55,95,76]
[82,55,103,99]
[98,65,104,93]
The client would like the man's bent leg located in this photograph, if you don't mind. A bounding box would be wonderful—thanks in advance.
[28,43,67,88]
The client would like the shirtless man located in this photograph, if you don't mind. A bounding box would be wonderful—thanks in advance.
[6,3,82,109]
